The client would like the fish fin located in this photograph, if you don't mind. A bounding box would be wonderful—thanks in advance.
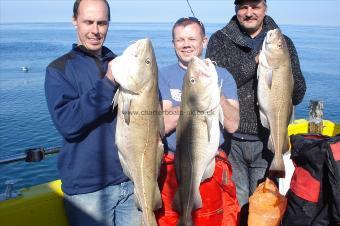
[259,109,270,129]
[134,188,142,211]
[154,139,164,211]
[265,69,273,89]
[269,156,286,178]
[219,106,224,129]
[289,105,295,124]
[112,88,120,109]
[122,95,132,124]
[159,104,165,138]
[156,141,164,176]
[193,189,203,210]
[257,63,262,80]
[267,134,275,153]
[153,185,163,210]
[206,116,212,142]
[257,54,267,80]
[118,152,132,179]
[202,160,215,182]
[283,134,290,154]
[285,105,294,152]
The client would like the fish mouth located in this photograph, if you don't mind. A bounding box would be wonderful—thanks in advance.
[265,29,282,44]
[191,57,215,77]
[125,38,152,57]
[136,38,151,51]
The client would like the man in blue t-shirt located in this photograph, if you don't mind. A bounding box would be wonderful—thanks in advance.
[155,17,240,225]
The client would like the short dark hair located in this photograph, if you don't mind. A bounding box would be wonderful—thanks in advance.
[73,0,111,21]
[172,17,206,39]
[234,0,266,5]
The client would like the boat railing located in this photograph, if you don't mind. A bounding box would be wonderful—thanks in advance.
[0,147,60,165]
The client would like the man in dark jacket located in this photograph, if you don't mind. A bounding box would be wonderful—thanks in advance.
[206,0,306,222]
[44,0,141,225]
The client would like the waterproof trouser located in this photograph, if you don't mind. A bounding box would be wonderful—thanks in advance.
[155,151,240,226]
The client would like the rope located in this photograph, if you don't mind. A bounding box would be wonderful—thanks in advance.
[186,0,196,17]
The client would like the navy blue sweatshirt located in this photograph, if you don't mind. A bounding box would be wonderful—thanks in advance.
[45,45,128,195]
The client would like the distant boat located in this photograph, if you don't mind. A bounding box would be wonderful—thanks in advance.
[21,66,29,72]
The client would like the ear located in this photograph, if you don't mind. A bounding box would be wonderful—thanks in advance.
[234,5,238,14]
[72,17,77,28]
[202,36,208,48]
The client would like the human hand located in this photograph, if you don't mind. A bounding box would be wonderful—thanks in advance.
[105,60,118,85]
[255,51,261,64]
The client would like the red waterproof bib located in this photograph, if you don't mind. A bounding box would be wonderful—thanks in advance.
[155,151,240,226]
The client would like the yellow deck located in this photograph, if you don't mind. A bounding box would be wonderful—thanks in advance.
[288,119,340,137]
[0,180,69,226]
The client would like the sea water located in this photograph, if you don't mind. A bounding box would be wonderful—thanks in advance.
[0,22,339,191]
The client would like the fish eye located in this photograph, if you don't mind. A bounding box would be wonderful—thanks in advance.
[190,77,196,84]
[145,58,151,64]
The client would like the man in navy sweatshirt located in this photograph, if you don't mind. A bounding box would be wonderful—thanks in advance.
[44,0,141,225]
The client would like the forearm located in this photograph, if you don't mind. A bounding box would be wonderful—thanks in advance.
[220,96,239,133]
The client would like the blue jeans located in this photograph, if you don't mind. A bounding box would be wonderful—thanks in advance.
[228,138,273,208]
[63,181,141,226]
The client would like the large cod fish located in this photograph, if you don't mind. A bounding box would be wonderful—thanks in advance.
[174,57,223,226]
[111,39,164,226]
[257,29,294,178]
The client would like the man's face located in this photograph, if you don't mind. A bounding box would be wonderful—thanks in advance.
[172,23,208,68]
[72,0,109,56]
[236,0,267,37]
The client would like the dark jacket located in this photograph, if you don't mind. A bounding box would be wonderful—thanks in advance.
[206,16,306,136]
[45,45,128,195]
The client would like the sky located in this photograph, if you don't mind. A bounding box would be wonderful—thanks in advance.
[0,0,339,26]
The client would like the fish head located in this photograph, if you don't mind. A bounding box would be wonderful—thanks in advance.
[111,38,157,94]
[184,57,219,111]
[261,29,288,68]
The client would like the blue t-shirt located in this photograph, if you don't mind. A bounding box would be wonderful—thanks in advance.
[159,63,238,152]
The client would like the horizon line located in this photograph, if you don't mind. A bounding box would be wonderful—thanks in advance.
[1,21,339,28]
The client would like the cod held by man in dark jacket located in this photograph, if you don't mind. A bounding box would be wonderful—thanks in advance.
[206,1,306,225]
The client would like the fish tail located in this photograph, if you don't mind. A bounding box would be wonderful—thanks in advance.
[267,135,275,153]
[269,156,286,178]
[177,217,193,226]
